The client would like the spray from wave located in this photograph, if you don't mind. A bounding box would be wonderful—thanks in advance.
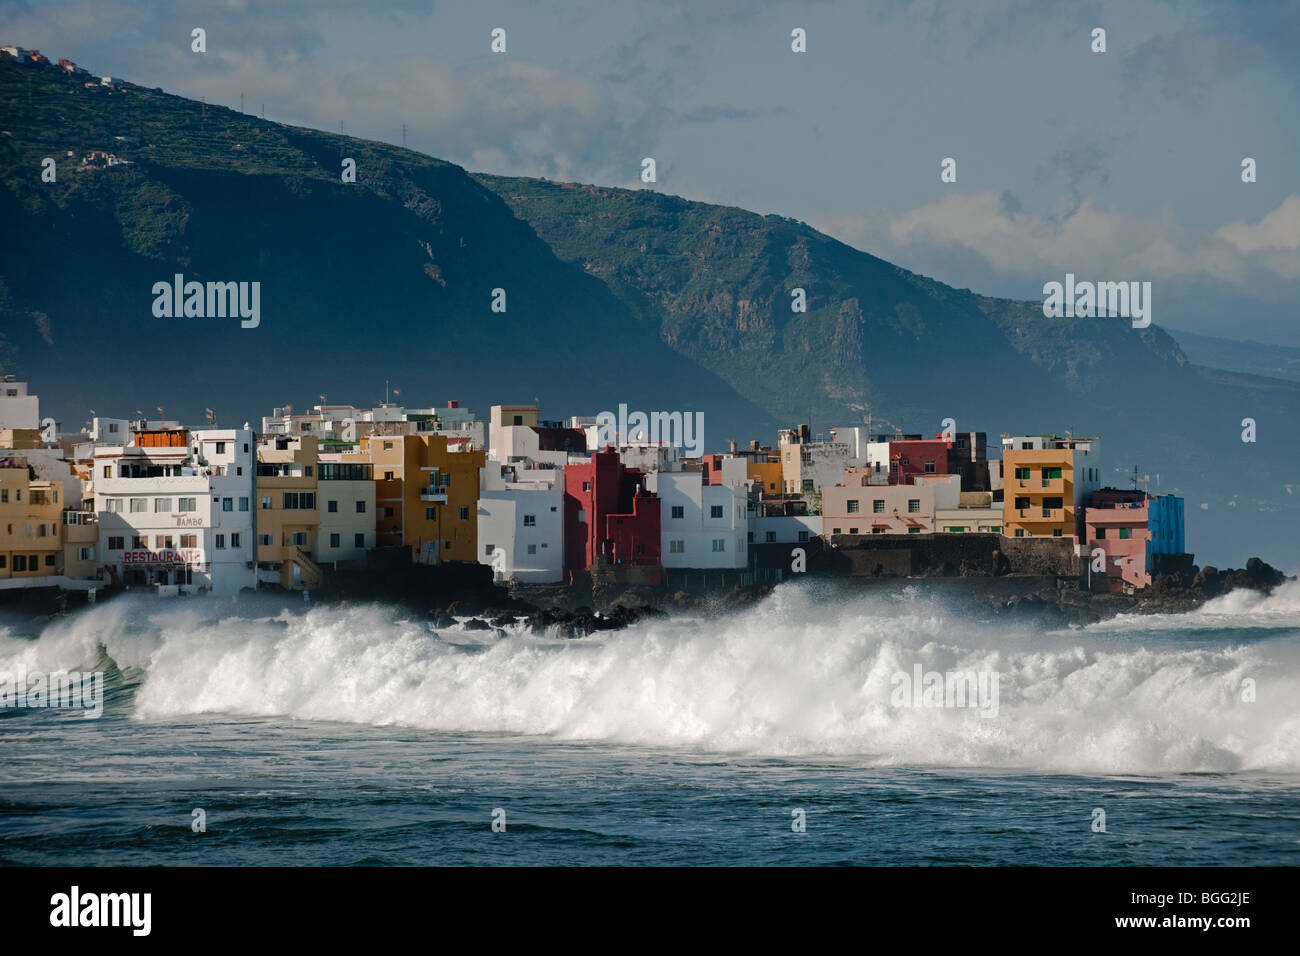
[3,581,1298,774]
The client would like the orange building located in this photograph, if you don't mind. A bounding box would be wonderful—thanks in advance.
[1001,435,1101,540]
[350,434,483,564]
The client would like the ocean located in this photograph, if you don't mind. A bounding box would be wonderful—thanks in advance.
[2,579,1298,866]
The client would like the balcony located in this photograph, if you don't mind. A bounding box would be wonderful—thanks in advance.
[419,488,447,502]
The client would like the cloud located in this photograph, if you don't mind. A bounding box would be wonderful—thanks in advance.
[873,190,1300,286]
[1215,194,1300,279]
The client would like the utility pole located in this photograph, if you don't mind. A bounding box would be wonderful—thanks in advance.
[240,92,244,113]
[401,124,407,148]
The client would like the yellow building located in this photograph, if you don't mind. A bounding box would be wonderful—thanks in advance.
[256,435,322,588]
[1002,449,1073,538]
[0,458,63,579]
[747,460,783,495]
[353,434,483,564]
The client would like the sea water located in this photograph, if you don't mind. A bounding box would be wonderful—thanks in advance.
[1,579,1297,865]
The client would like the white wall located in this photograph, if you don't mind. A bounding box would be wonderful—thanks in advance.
[649,472,748,569]
[477,464,564,583]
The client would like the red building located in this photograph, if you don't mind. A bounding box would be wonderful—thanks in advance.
[887,439,951,485]
[564,448,661,582]
[700,454,725,485]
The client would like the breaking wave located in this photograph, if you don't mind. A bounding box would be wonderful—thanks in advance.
[2,579,1298,774]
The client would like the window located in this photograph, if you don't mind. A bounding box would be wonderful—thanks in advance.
[671,506,684,519]
[155,535,173,549]
[873,500,885,514]
[304,466,313,478]
[78,547,93,561]
[291,532,308,547]
[283,492,315,510]
[0,556,6,568]
[102,465,112,479]
[45,554,56,567]
[710,505,724,519]
[239,497,249,512]
[383,441,394,450]
[13,555,26,572]
[1043,467,1062,482]
[1015,529,1026,538]
[907,499,920,513]
[801,479,814,493]
[384,471,394,481]
[460,506,469,521]
[766,531,776,543]
[383,507,394,519]
[577,509,586,523]
[215,441,226,454]
[223,497,233,512]
[231,534,241,548]
[582,481,592,492]
[527,544,537,555]
[154,498,173,513]
[1052,528,1063,537]
[426,507,436,520]
[798,531,809,543]
[108,536,124,550]
[1015,467,1031,481]
[1096,528,1107,539]
[484,543,495,555]
[832,528,842,535]
[846,500,859,514]
[178,497,197,512]
[670,540,685,554]
[328,500,338,513]
[988,526,1001,533]
[130,535,145,549]
[258,534,274,547]
[946,527,966,533]
[354,500,366,514]
[330,533,341,548]
[130,498,147,513]
[908,527,921,534]
[215,534,226,549]
[924,461,936,474]
[261,496,272,510]
[1014,497,1031,511]
[1118,527,1132,539]
[180,534,197,548]
[0,489,5,504]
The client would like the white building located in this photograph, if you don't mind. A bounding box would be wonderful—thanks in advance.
[477,462,565,583]
[648,468,749,570]
[489,404,587,467]
[314,459,376,565]
[750,514,821,546]
[0,378,41,431]
[93,427,256,594]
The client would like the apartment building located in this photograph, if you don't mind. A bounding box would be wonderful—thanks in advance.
[94,427,256,593]
[478,462,565,583]
[0,457,62,580]
[647,459,749,570]
[1001,434,1101,540]
[349,433,484,564]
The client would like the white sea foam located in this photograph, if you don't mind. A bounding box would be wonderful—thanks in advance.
[3,582,1297,774]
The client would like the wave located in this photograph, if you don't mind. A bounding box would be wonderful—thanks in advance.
[3,582,1298,774]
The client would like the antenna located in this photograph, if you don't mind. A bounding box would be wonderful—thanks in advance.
[401,123,407,148]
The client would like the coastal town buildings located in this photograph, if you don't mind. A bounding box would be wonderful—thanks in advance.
[93,426,257,593]
[1084,489,1186,591]
[564,448,661,584]
[1000,434,1101,539]
[646,460,748,571]
[477,462,565,584]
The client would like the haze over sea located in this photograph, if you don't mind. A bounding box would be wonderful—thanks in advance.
[3,580,1298,866]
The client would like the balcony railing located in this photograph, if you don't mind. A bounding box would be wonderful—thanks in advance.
[419,488,448,502]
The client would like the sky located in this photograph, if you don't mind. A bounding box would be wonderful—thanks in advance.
[4,0,1298,344]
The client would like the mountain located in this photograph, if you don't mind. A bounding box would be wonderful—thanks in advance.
[1,54,1296,568]
[1167,329,1300,385]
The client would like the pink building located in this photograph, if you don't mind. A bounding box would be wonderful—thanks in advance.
[1085,489,1150,590]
